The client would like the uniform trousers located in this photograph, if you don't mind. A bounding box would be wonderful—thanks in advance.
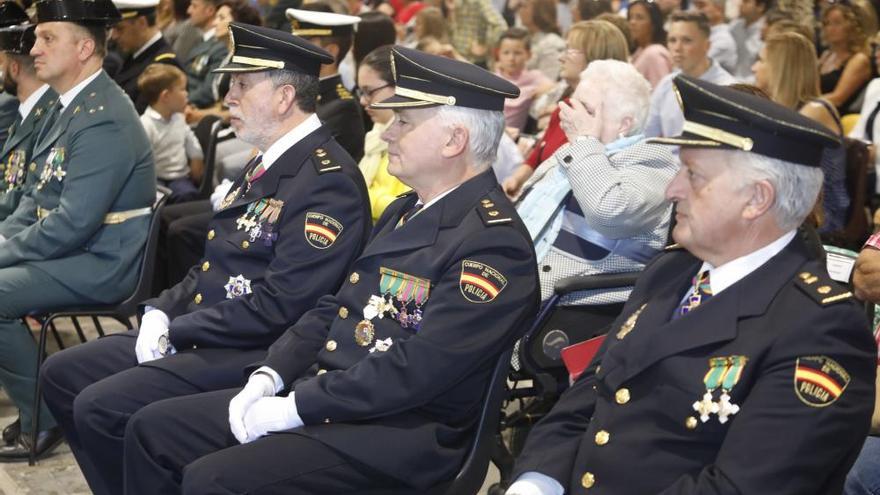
[0,263,100,434]
[125,388,413,495]
[40,332,264,495]
[154,200,211,294]
[844,436,880,495]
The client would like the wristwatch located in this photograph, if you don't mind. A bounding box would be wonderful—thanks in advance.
[157,333,171,356]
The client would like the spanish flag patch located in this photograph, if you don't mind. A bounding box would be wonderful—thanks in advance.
[304,212,342,249]
[794,356,850,408]
[460,260,507,303]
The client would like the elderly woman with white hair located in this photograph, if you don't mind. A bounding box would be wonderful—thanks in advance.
[516,59,679,329]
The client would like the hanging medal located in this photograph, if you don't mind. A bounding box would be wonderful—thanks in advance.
[247,199,269,242]
[258,199,283,247]
[235,200,259,232]
[716,356,747,423]
[692,357,727,423]
[219,186,241,210]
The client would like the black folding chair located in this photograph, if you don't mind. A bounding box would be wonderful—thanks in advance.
[27,188,169,465]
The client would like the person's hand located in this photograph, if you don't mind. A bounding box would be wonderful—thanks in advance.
[241,393,302,443]
[469,40,487,58]
[134,310,172,364]
[210,179,234,211]
[502,164,535,200]
[184,105,203,125]
[505,480,549,495]
[558,97,603,143]
[854,247,880,303]
[228,373,276,444]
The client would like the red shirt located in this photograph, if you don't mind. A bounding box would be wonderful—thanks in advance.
[525,102,569,169]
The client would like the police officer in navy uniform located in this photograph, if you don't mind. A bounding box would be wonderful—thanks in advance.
[122,46,539,494]
[109,0,180,113]
[0,3,57,222]
[505,75,877,495]
[287,4,365,161]
[40,23,371,495]
[0,0,156,461]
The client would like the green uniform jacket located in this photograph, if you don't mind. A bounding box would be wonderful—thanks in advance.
[0,71,156,303]
[0,87,58,221]
[184,37,228,109]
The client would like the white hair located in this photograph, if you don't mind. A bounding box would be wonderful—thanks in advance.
[733,150,825,231]
[435,105,505,169]
[578,59,652,135]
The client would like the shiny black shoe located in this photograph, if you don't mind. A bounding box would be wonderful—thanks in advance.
[2,418,19,445]
[0,426,64,462]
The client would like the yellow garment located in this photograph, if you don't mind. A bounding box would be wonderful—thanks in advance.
[358,121,410,222]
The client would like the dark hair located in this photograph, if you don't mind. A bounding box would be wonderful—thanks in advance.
[668,10,710,37]
[300,2,352,65]
[353,11,395,67]
[755,0,773,12]
[498,26,531,47]
[595,12,632,50]
[220,0,263,26]
[137,63,186,104]
[269,69,320,113]
[172,0,190,19]
[628,0,666,44]
[530,0,561,34]
[360,44,394,84]
[576,0,612,20]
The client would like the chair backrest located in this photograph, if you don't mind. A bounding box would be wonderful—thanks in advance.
[822,138,870,250]
[114,187,169,316]
[428,347,513,495]
[194,115,224,199]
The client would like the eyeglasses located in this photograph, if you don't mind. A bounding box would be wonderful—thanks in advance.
[356,84,393,101]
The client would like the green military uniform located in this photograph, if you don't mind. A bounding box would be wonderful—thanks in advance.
[0,70,155,435]
[185,36,228,108]
[0,87,57,222]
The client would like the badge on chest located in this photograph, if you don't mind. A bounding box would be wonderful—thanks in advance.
[36,147,65,191]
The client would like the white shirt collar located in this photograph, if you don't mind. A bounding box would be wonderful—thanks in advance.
[407,185,461,222]
[260,113,322,170]
[18,84,50,120]
[133,32,163,60]
[201,28,216,42]
[697,230,797,296]
[59,68,103,109]
[144,105,166,122]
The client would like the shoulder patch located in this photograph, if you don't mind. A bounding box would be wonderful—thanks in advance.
[794,270,852,306]
[476,197,512,226]
[794,355,850,407]
[312,147,342,174]
[460,260,507,303]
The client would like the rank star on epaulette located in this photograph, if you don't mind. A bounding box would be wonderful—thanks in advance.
[794,355,850,407]
[460,260,507,303]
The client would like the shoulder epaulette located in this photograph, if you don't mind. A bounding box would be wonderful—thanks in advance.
[336,83,353,100]
[794,270,853,306]
[154,52,176,62]
[476,197,512,227]
[665,243,684,251]
[312,147,342,174]
[79,91,105,117]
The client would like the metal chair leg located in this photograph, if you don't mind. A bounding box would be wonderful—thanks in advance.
[29,317,51,466]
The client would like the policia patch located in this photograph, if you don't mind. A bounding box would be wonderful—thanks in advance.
[460,260,507,303]
[304,212,342,249]
[794,355,850,407]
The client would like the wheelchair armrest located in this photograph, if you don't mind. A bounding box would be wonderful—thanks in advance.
[553,272,641,295]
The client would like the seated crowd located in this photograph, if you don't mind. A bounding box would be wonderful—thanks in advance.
[0,0,874,492]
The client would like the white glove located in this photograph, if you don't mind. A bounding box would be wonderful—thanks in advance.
[210,179,234,211]
[135,310,172,364]
[228,373,276,444]
[505,473,565,495]
[242,392,302,443]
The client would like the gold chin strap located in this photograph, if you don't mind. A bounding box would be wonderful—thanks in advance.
[395,86,456,106]
[682,121,754,151]
[231,55,285,70]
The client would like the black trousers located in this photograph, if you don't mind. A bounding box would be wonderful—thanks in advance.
[155,200,213,294]
[40,332,264,495]
[124,388,413,494]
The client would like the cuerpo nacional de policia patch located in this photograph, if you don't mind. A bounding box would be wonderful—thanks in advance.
[460,260,507,303]
[794,355,850,407]
[304,212,343,249]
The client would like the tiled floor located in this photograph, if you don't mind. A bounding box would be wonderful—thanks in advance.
[0,317,505,494]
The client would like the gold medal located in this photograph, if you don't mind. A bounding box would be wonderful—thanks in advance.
[354,320,375,347]
[220,186,241,210]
